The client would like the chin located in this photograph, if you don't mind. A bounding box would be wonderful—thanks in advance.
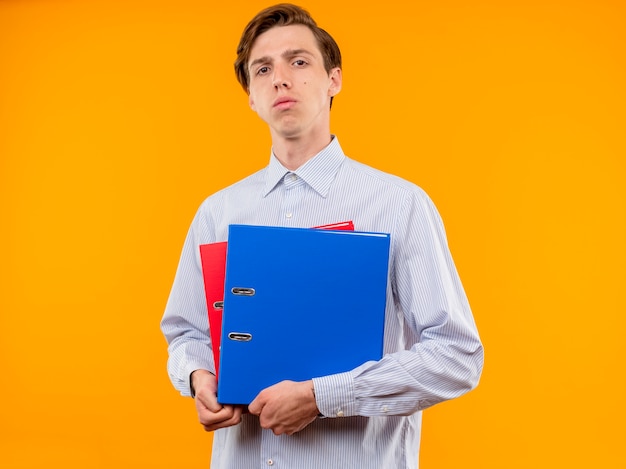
[274,123,303,139]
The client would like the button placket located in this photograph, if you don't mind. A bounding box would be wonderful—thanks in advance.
[281,172,303,223]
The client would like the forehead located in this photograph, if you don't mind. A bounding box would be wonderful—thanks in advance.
[249,24,321,62]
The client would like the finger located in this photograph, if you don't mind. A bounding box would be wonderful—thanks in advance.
[232,406,243,423]
[248,395,263,416]
[257,410,275,431]
[199,404,238,423]
[202,406,243,432]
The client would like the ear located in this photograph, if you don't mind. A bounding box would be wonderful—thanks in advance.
[328,67,342,97]
[248,91,256,112]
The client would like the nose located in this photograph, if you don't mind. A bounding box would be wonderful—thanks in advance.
[272,65,291,89]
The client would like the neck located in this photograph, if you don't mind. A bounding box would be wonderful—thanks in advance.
[271,132,332,171]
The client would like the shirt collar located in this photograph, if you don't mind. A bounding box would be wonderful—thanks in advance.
[262,136,346,198]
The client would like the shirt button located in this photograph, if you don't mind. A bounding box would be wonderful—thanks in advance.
[382,405,389,413]
[267,459,274,466]
[336,410,344,417]
[285,212,292,218]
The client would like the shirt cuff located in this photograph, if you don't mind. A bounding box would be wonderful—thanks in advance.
[312,371,356,418]
[182,360,215,398]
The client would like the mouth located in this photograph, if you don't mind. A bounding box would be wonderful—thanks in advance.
[273,97,297,109]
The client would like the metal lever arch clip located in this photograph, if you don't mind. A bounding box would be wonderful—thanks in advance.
[228,332,253,342]
[231,287,256,296]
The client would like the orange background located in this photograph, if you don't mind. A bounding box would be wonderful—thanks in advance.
[1,0,624,467]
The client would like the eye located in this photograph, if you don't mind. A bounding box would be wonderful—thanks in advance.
[293,59,307,67]
[256,66,270,75]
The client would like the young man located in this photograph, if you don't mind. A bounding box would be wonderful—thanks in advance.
[161,4,483,468]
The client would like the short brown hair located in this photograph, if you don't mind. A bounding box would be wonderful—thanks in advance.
[234,3,342,93]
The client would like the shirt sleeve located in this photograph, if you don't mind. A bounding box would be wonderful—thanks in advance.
[160,208,216,397]
[313,189,484,417]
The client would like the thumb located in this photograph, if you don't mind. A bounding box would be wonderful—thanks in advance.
[196,387,223,413]
[192,371,222,412]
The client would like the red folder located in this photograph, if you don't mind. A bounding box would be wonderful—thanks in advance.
[313,221,354,231]
[199,241,228,378]
[199,221,354,379]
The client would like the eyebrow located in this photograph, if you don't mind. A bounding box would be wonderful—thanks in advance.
[248,48,315,72]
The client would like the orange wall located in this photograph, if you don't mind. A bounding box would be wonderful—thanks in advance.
[1,0,624,467]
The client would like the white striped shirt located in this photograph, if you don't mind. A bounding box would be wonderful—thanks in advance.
[161,136,483,469]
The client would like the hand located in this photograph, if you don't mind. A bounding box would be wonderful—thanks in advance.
[248,380,319,436]
[191,370,243,432]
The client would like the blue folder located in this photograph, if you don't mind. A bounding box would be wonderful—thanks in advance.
[217,224,390,404]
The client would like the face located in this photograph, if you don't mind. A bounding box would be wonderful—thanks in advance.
[247,24,342,141]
